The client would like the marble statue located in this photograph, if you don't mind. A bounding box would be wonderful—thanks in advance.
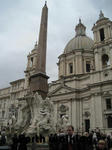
[61,114,70,130]
[13,92,55,135]
[11,114,16,126]
[8,114,16,127]
[37,97,55,136]
[57,104,70,131]
[25,92,55,135]
[14,101,30,131]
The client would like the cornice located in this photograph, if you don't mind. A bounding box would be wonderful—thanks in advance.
[93,40,112,49]
[0,94,10,99]
[88,80,112,88]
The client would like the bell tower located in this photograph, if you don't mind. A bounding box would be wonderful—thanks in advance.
[92,11,112,71]
[25,2,49,99]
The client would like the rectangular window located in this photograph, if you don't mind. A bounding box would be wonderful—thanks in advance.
[107,116,112,128]
[106,98,111,109]
[86,61,90,72]
[99,28,105,41]
[85,119,90,132]
[69,63,73,74]
[2,110,5,118]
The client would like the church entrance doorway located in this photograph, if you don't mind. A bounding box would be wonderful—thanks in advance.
[85,119,90,132]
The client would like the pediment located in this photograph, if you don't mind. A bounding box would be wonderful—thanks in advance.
[48,85,75,96]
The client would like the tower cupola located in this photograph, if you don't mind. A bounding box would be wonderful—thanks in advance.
[92,11,112,71]
[92,11,112,46]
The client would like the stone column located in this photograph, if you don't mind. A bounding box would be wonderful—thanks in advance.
[109,45,112,67]
[93,31,97,43]
[79,99,83,132]
[94,94,103,129]
[33,55,37,68]
[62,59,65,76]
[71,99,77,131]
[75,51,83,74]
[90,95,96,130]
[27,57,30,68]
[54,102,58,131]
[94,49,102,71]
[97,30,101,43]
[104,28,108,40]
[90,93,103,130]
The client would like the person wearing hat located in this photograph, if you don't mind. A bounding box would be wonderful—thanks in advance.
[96,140,107,150]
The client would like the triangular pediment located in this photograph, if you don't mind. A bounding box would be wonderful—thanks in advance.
[48,84,75,96]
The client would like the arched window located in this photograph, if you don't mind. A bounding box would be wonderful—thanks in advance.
[99,28,105,41]
[102,54,110,68]
[30,57,33,67]
[107,116,112,128]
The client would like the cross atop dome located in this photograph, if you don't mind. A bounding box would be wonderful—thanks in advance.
[34,41,38,49]
[79,18,81,24]
[99,10,104,20]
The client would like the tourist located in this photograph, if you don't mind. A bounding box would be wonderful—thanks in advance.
[58,125,80,150]
[0,132,2,146]
[18,134,27,150]
[11,133,18,150]
[92,132,98,146]
[96,140,107,150]
[49,134,54,150]
[1,133,7,146]
[80,132,93,150]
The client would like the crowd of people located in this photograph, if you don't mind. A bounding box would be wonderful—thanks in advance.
[49,126,112,150]
[0,131,46,150]
[0,125,112,150]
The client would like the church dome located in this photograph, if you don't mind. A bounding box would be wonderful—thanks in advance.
[64,19,94,54]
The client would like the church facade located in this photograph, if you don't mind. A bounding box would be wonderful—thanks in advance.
[0,4,112,134]
[48,12,112,133]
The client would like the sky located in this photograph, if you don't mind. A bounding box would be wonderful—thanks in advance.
[0,0,112,88]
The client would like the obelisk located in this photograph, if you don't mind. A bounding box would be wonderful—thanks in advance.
[29,2,49,99]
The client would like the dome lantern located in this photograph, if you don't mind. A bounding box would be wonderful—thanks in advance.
[75,19,86,37]
[99,10,104,20]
